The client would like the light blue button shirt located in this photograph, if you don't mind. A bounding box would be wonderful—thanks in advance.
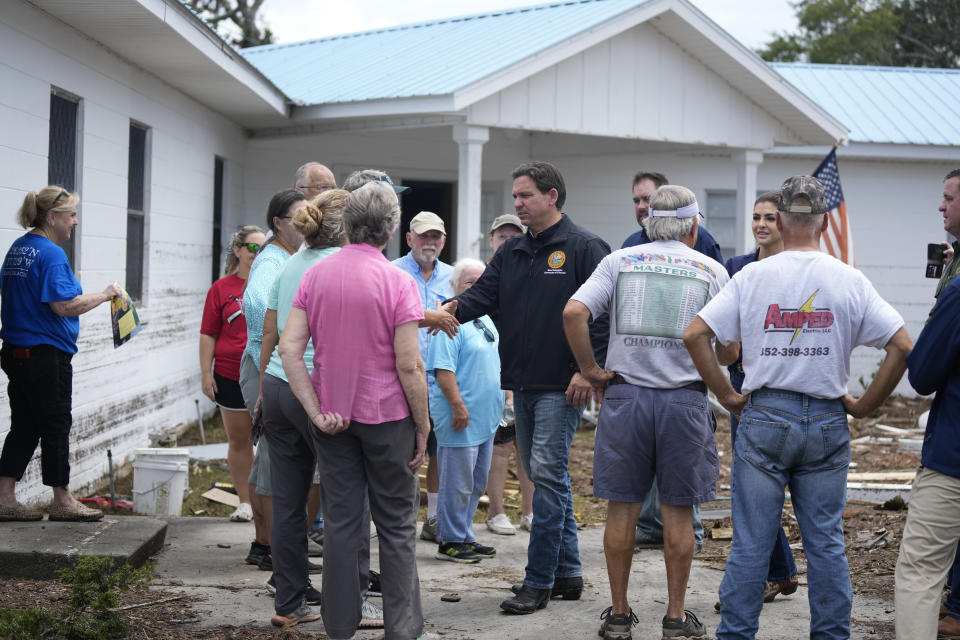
[392,252,453,392]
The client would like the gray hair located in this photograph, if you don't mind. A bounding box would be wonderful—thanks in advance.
[779,209,825,230]
[343,182,400,246]
[294,162,322,188]
[342,169,390,192]
[644,185,697,241]
[449,258,486,292]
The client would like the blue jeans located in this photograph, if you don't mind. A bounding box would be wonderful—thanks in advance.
[436,438,494,544]
[514,391,582,589]
[718,389,851,640]
[728,368,797,582]
[635,482,705,545]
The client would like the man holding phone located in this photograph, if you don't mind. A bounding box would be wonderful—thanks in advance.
[930,169,960,315]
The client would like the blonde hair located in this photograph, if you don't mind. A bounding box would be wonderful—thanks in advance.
[17,186,79,229]
[294,189,348,249]
[223,225,266,276]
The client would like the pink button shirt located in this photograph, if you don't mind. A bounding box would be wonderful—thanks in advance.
[292,243,425,424]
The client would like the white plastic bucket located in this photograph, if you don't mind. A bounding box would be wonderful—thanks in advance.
[132,448,190,516]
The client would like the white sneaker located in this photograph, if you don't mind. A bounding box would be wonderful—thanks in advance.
[358,597,384,628]
[229,502,253,522]
[520,513,533,531]
[486,512,517,535]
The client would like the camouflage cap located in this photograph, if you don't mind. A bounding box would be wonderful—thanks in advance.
[779,175,827,214]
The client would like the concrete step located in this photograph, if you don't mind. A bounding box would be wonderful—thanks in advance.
[0,515,167,578]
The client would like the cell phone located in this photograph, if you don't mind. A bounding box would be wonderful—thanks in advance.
[926,243,945,279]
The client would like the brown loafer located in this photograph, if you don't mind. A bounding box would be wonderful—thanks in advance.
[47,502,104,522]
[0,503,44,521]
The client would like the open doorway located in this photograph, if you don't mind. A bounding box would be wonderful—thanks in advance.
[398,180,455,264]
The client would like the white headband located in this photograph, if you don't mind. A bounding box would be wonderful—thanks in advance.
[650,201,700,219]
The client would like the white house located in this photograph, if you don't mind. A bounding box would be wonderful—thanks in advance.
[1,0,956,503]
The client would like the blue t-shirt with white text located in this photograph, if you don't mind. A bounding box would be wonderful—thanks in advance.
[0,233,83,354]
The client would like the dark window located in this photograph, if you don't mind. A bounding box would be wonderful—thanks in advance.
[48,92,79,267]
[212,157,224,283]
[126,123,148,301]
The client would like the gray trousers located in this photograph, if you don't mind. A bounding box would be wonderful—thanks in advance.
[312,417,423,640]
[262,373,314,615]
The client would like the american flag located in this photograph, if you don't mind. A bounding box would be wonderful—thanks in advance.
[813,148,854,265]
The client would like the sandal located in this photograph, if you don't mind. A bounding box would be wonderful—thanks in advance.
[47,502,104,522]
[0,503,44,521]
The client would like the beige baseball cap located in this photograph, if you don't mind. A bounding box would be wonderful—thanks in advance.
[490,213,524,233]
[410,211,446,235]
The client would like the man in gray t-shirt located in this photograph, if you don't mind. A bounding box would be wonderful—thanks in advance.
[564,185,733,640]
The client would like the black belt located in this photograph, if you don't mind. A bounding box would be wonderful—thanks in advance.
[608,373,706,393]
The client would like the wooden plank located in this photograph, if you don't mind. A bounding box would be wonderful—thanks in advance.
[201,488,239,507]
[847,472,916,482]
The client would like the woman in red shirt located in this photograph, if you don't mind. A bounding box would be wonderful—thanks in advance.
[200,225,265,523]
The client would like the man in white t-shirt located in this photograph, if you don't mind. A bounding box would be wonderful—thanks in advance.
[564,185,734,640]
[684,175,913,640]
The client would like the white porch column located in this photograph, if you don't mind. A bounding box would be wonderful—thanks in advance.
[734,149,764,256]
[453,124,489,260]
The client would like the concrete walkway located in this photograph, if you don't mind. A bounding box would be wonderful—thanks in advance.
[152,516,894,639]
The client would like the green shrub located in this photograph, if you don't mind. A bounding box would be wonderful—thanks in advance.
[0,556,154,640]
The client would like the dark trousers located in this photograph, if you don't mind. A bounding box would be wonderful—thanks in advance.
[0,342,73,487]
[262,373,316,615]
[312,417,423,640]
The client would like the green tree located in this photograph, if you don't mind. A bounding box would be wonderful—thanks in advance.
[759,0,903,65]
[187,0,273,48]
[895,0,960,67]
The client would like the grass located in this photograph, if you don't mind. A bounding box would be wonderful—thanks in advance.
[177,410,228,447]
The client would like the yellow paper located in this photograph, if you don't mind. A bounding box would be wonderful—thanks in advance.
[117,310,136,338]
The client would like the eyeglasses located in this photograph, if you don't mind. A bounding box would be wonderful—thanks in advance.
[297,184,336,193]
[243,242,261,253]
[473,319,495,343]
[51,190,68,206]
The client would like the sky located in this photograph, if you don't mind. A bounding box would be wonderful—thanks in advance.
[257,0,798,51]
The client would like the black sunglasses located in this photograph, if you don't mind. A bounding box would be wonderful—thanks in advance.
[51,190,68,207]
[473,319,495,343]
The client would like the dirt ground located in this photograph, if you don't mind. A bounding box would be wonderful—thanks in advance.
[0,395,931,639]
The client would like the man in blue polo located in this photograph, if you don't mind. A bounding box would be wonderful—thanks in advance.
[622,171,723,261]
[393,210,453,541]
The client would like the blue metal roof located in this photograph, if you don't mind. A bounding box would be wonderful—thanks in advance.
[771,63,960,146]
[242,0,647,105]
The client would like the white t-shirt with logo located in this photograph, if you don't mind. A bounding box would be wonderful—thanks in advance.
[698,250,903,398]
[572,239,728,388]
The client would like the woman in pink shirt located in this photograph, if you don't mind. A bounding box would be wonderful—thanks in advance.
[280,181,429,637]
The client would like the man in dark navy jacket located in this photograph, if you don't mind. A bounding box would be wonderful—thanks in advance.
[895,169,960,640]
[445,161,610,615]
[621,171,723,263]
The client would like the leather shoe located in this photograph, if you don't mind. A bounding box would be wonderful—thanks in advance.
[510,575,582,600]
[500,585,551,614]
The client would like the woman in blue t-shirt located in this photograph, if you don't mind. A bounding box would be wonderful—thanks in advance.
[0,186,121,522]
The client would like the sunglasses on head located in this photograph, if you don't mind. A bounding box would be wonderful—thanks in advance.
[51,190,68,207]
[243,242,261,253]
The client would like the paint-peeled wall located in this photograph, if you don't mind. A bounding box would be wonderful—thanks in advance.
[0,1,248,504]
